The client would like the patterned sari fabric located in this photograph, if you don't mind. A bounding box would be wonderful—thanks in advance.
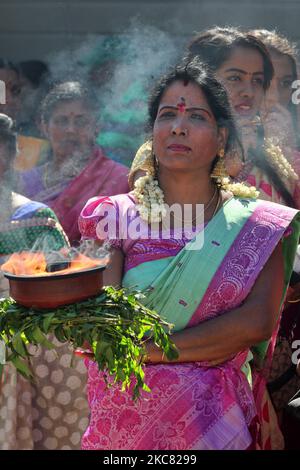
[0,202,69,255]
[0,201,89,450]
[78,193,300,450]
[234,161,294,205]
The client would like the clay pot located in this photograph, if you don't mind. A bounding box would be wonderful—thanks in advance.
[3,266,105,309]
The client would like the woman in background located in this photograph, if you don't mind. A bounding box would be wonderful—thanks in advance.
[0,114,90,450]
[0,112,68,288]
[19,81,129,244]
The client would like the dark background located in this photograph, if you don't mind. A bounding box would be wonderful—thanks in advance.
[0,0,299,61]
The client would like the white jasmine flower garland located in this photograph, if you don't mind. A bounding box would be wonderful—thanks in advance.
[133,175,167,223]
[264,138,298,182]
[133,174,259,224]
[221,178,260,199]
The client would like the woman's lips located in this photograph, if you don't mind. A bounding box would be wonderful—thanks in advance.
[234,104,254,116]
[168,144,191,152]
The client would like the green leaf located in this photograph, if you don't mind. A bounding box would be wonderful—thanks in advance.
[42,313,56,333]
[95,340,111,356]
[105,346,114,366]
[40,337,56,350]
[54,326,67,343]
[12,333,28,357]
[31,326,47,344]
[0,287,176,399]
[10,356,33,379]
[142,383,151,393]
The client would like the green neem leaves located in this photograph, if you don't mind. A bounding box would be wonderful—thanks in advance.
[0,287,178,398]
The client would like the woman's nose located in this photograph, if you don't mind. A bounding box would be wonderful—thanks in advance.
[240,82,255,99]
[171,119,188,136]
[65,120,76,133]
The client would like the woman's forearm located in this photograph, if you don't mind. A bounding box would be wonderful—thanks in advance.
[145,241,284,364]
[145,299,268,363]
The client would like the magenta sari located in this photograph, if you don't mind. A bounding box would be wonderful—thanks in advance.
[19,147,129,243]
[78,194,299,450]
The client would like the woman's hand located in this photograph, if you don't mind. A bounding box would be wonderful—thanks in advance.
[74,340,94,359]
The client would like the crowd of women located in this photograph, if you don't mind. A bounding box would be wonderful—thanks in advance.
[0,25,300,450]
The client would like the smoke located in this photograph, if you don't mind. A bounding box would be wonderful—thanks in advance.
[48,21,182,92]
[46,21,183,166]
[101,21,182,103]
[0,186,12,225]
[30,235,110,262]
[68,239,110,261]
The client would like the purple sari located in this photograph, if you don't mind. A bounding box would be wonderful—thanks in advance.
[78,194,299,450]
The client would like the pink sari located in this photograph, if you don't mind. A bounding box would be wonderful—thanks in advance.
[19,147,129,243]
[49,148,129,242]
[79,194,299,450]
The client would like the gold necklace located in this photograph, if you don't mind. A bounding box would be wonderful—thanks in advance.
[209,189,221,220]
[169,186,218,226]
[161,189,221,234]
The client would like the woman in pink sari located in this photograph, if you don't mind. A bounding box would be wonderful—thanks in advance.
[79,60,300,450]
[128,30,300,447]
[19,81,129,244]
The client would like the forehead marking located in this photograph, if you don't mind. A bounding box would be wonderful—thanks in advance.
[177,96,186,113]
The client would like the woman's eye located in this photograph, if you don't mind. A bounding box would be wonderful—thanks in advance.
[159,111,175,119]
[190,113,205,121]
[75,116,90,127]
[253,78,264,86]
[54,117,68,126]
[280,79,293,89]
[227,75,241,82]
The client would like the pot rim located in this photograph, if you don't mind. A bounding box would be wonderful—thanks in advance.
[3,264,106,282]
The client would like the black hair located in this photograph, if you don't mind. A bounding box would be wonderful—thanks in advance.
[187,27,274,90]
[148,58,243,159]
[18,60,50,88]
[0,113,17,158]
[40,81,99,124]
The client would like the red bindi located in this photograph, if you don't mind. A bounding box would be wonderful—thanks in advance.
[177,97,186,113]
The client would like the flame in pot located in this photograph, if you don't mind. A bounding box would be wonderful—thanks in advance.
[1,251,108,276]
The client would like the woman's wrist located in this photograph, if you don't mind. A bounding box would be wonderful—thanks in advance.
[144,341,166,364]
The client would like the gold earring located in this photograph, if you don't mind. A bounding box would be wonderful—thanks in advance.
[211,149,228,181]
